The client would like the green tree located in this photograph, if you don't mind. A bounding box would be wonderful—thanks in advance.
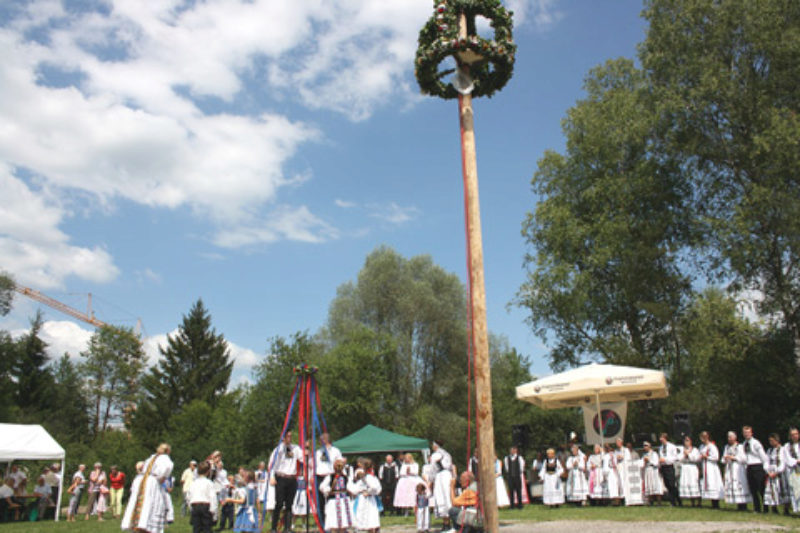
[48,354,91,443]
[641,0,800,361]
[135,299,233,436]
[0,272,14,316]
[13,311,55,418]
[516,58,692,372]
[0,330,19,421]
[81,325,146,435]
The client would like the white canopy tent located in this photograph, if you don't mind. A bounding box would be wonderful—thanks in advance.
[0,424,66,521]
[516,363,668,444]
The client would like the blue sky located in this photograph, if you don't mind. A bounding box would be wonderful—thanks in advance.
[0,0,647,385]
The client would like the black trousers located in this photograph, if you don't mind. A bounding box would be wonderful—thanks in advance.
[508,475,523,508]
[191,503,213,533]
[747,464,767,513]
[381,484,396,514]
[660,465,679,505]
[316,475,327,525]
[218,503,234,530]
[271,476,297,531]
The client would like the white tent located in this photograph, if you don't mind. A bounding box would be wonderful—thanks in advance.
[516,363,668,444]
[0,424,66,521]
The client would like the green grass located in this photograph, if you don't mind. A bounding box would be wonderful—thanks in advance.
[2,503,798,533]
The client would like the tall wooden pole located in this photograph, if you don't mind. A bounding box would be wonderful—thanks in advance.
[458,14,499,533]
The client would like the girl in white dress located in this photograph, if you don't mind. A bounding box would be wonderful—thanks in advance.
[394,453,422,511]
[320,460,352,533]
[602,444,622,504]
[678,436,701,506]
[494,457,510,508]
[587,445,605,504]
[349,459,381,533]
[722,431,751,510]
[540,448,565,507]
[698,431,723,508]
[765,433,787,512]
[565,444,588,504]
[641,442,664,503]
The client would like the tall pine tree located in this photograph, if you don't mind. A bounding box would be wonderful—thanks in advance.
[13,311,55,419]
[134,299,233,438]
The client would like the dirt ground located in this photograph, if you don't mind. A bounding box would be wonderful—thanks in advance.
[381,520,791,532]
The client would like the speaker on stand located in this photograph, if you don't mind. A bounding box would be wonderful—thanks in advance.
[673,412,691,441]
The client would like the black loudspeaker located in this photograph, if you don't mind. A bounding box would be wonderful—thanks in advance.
[673,412,691,441]
[512,424,530,451]
[634,432,653,448]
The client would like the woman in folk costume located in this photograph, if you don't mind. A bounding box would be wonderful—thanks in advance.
[698,431,723,508]
[765,433,787,512]
[122,443,174,533]
[429,440,454,528]
[565,444,588,504]
[641,442,664,504]
[494,456,510,508]
[602,444,622,504]
[394,453,423,512]
[678,436,701,506]
[614,438,631,500]
[233,470,259,533]
[320,459,352,532]
[782,427,800,515]
[722,430,751,510]
[539,448,565,507]
[348,458,381,533]
[587,444,605,504]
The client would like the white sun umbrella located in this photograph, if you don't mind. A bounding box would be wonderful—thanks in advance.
[516,363,668,444]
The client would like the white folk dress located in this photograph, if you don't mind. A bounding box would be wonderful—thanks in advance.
[602,453,621,499]
[430,450,453,518]
[495,459,510,508]
[699,442,724,501]
[587,454,605,500]
[642,450,664,497]
[722,443,751,504]
[349,473,381,530]
[565,453,588,502]
[782,442,800,512]
[393,462,422,509]
[614,447,631,500]
[764,446,786,507]
[320,474,352,531]
[539,458,565,505]
[122,453,174,533]
[678,447,701,499]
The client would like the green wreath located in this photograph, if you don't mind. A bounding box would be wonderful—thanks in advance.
[415,0,516,99]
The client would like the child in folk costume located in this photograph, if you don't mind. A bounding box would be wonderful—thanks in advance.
[722,431,751,510]
[565,444,588,505]
[320,459,352,533]
[782,427,800,515]
[414,482,430,533]
[349,458,382,533]
[494,457,510,508]
[678,436,701,506]
[641,442,664,504]
[765,433,787,513]
[291,444,312,529]
[587,445,605,505]
[540,448,565,507]
[394,453,422,513]
[602,444,622,504]
[698,431,723,508]
[254,462,267,521]
[233,471,259,533]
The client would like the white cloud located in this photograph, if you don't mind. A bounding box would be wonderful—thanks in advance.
[335,199,357,209]
[368,202,420,225]
[507,0,563,30]
[39,320,94,359]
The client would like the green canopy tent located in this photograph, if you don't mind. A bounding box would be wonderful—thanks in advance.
[333,424,430,460]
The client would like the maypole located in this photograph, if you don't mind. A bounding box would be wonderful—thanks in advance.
[415,2,516,533]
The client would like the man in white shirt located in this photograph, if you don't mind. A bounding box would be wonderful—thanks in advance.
[743,425,769,513]
[0,478,22,521]
[314,432,341,525]
[504,446,525,509]
[181,460,197,516]
[9,466,26,496]
[658,432,680,506]
[189,461,219,533]
[269,431,302,533]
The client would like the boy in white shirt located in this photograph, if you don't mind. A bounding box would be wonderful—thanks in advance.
[189,461,219,533]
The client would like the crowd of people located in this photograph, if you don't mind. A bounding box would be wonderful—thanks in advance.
[0,463,64,522]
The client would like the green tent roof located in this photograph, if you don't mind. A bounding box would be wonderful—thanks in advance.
[333,424,429,454]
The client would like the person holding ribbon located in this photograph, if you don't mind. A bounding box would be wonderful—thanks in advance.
[268,431,302,533]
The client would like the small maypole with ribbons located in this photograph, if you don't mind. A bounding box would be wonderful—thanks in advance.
[415,2,516,533]
[264,364,328,532]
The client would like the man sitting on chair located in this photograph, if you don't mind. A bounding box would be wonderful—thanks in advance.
[445,470,478,533]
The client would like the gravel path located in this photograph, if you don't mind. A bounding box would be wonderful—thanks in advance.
[380,520,790,532]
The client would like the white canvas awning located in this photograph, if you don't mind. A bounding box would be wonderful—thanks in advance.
[515,363,668,409]
[0,424,66,521]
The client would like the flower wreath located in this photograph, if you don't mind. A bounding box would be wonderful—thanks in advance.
[415,0,516,99]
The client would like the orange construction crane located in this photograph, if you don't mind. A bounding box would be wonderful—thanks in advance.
[13,285,107,328]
